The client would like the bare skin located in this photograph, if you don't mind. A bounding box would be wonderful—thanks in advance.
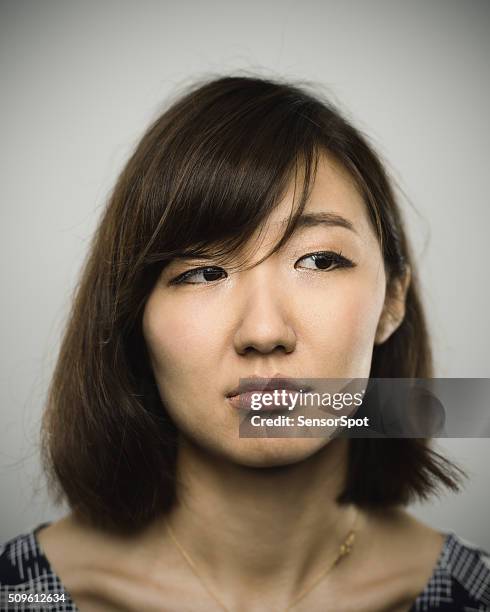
[36,438,446,612]
[36,154,445,610]
[36,507,445,612]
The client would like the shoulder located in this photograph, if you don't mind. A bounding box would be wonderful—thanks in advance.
[359,508,490,611]
[0,524,77,611]
[0,525,52,585]
[412,532,490,611]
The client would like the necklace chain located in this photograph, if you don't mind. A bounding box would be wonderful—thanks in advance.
[165,508,359,612]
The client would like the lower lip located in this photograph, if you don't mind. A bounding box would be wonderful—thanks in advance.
[226,390,301,411]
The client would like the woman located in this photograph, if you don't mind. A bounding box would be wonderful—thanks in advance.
[1,75,489,611]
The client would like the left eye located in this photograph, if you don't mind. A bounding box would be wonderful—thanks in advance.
[171,266,227,285]
[295,251,354,271]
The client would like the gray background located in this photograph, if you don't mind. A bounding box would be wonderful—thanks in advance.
[1,0,489,547]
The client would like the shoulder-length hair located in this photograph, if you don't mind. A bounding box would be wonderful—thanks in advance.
[41,75,463,534]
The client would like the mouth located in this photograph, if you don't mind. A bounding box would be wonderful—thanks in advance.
[226,376,312,411]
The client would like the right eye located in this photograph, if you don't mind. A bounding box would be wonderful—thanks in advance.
[170,266,228,285]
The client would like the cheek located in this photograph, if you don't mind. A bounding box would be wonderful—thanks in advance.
[142,292,224,378]
[304,274,385,361]
[142,292,233,438]
[334,295,379,349]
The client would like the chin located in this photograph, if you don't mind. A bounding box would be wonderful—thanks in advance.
[215,437,331,468]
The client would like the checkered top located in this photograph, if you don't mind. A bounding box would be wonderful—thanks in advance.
[410,532,490,611]
[1,523,489,610]
[0,523,75,611]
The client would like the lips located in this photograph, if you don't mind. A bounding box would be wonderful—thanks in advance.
[226,376,306,398]
[226,376,312,411]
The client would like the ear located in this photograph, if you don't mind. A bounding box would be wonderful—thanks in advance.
[374,265,411,345]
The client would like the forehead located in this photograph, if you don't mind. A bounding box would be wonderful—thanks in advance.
[265,153,374,241]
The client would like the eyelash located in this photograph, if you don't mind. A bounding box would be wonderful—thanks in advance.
[169,251,355,285]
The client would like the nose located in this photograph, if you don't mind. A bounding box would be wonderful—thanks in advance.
[233,275,297,356]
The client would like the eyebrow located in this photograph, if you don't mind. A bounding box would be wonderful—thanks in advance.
[171,211,359,263]
[282,211,358,235]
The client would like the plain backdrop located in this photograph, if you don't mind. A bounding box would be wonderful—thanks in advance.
[1,0,489,547]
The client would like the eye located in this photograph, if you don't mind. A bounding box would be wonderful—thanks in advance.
[170,266,227,285]
[295,250,355,271]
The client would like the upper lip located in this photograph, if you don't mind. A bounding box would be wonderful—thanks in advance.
[226,375,310,397]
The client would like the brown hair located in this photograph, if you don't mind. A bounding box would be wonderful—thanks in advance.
[41,75,464,534]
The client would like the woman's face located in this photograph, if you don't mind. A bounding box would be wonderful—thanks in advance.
[143,154,392,466]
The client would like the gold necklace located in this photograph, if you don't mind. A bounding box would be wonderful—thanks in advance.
[165,508,359,612]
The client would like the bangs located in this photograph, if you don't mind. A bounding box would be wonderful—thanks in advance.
[138,78,325,271]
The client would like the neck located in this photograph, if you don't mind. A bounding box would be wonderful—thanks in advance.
[159,437,358,605]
